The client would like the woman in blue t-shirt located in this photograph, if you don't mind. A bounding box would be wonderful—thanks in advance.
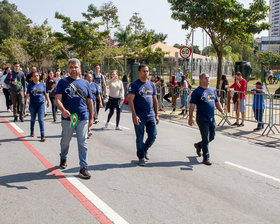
[26,72,50,142]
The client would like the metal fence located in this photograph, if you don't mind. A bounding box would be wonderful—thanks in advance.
[123,82,280,136]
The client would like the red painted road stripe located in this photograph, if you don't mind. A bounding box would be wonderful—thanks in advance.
[0,116,112,224]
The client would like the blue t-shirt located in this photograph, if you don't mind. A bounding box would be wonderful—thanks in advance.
[251,87,265,110]
[128,79,157,121]
[27,82,46,105]
[190,86,219,122]
[177,72,183,83]
[89,82,99,101]
[55,77,93,121]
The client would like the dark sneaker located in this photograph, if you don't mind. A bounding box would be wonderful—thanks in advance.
[14,117,18,122]
[40,136,46,142]
[144,151,150,160]
[30,132,34,137]
[254,127,261,131]
[202,159,212,166]
[238,123,244,127]
[194,143,201,157]
[231,122,239,126]
[79,167,91,179]
[138,159,146,166]
[20,117,24,122]
[60,158,67,169]
[94,119,99,124]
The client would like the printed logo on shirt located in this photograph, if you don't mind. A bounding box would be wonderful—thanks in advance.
[201,92,215,102]
[139,86,153,98]
[31,87,43,96]
[65,86,80,99]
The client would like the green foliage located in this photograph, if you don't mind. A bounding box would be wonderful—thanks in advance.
[257,51,280,67]
[168,0,270,87]
[23,20,58,68]
[0,0,32,44]
[99,1,120,32]
[139,47,166,67]
[0,37,29,65]
[128,12,145,35]
[55,4,109,70]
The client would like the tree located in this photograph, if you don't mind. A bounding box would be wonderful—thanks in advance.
[0,0,32,44]
[257,51,280,67]
[139,47,166,68]
[55,4,109,71]
[114,26,134,71]
[23,20,58,69]
[0,37,29,66]
[168,0,270,88]
[99,1,120,32]
[128,12,145,35]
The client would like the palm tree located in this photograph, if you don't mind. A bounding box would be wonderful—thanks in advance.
[114,26,134,71]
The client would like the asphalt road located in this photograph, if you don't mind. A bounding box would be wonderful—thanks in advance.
[0,95,279,224]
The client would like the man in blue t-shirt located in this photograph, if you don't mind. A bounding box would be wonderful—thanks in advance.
[128,64,159,166]
[55,58,94,179]
[249,81,266,131]
[188,73,224,166]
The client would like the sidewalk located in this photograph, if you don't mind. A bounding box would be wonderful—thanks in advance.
[158,104,280,150]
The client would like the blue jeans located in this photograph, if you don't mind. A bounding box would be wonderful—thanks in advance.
[134,117,157,159]
[60,119,89,168]
[180,90,188,108]
[49,96,57,118]
[254,109,264,128]
[196,119,216,160]
[29,102,45,137]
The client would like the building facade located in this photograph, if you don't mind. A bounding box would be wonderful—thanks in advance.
[269,0,280,36]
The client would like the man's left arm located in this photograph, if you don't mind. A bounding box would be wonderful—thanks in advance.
[86,98,94,129]
[152,95,159,124]
[215,101,224,114]
[22,73,26,96]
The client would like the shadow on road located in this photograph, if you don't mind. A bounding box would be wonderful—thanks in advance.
[0,167,61,190]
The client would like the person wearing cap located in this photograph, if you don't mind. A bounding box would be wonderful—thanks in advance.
[248,81,265,131]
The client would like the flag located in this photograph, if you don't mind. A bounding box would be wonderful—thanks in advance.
[70,113,78,128]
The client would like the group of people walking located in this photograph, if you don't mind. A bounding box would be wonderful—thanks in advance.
[1,58,266,180]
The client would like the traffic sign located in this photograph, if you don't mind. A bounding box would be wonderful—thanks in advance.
[179,46,192,59]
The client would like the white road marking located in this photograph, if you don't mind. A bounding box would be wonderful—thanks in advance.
[65,175,130,224]
[106,121,130,130]
[225,161,280,183]
[9,122,24,133]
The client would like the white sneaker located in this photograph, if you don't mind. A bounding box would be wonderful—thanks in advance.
[104,122,109,128]
[115,126,122,131]
[170,111,175,114]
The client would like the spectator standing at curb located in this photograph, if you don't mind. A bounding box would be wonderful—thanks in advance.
[248,81,266,131]
[4,62,26,122]
[188,73,224,166]
[226,72,247,127]
[128,64,159,167]
[55,58,94,179]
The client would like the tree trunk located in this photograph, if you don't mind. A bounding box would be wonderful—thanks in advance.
[216,51,223,89]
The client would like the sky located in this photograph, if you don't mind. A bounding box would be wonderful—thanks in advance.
[8,0,269,51]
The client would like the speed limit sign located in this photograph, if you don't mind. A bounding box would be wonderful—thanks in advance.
[179,46,192,59]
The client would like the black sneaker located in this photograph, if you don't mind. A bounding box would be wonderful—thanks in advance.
[79,167,91,179]
[138,159,146,166]
[20,117,24,122]
[202,159,212,166]
[194,143,201,157]
[144,151,150,160]
[59,158,67,169]
[14,117,18,122]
